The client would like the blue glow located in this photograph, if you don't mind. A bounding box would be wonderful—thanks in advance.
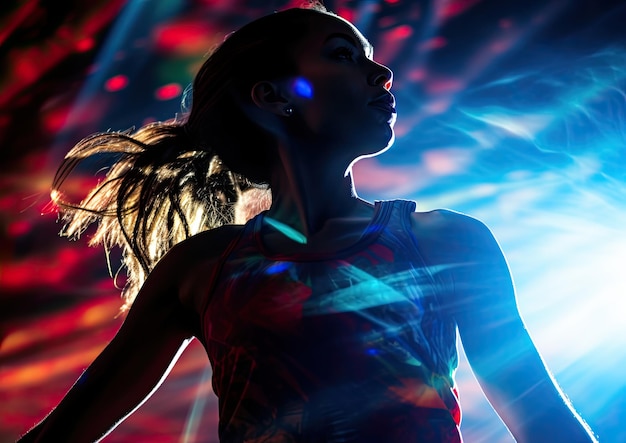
[265,261,290,275]
[362,223,383,235]
[292,77,313,99]
[355,43,626,443]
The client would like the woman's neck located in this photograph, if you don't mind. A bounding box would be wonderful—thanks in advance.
[267,151,369,240]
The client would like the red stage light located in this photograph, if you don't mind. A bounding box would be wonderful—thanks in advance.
[104,75,129,92]
[155,83,182,101]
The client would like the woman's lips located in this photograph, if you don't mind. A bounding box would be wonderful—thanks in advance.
[369,94,397,115]
[369,102,396,114]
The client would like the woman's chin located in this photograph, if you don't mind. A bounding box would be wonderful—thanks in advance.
[373,127,395,154]
[351,133,396,165]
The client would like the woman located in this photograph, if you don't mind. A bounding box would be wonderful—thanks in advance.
[19,3,597,442]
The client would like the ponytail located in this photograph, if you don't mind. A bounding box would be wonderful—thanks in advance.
[52,122,248,311]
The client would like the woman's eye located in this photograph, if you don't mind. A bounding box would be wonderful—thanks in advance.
[331,46,356,61]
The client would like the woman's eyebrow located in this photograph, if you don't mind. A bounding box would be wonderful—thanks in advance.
[324,32,374,57]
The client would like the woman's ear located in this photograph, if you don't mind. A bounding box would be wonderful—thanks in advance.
[250,80,291,116]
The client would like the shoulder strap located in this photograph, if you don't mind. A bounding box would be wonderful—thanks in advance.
[377,199,417,234]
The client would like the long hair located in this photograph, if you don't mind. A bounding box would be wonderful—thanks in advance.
[52,2,329,310]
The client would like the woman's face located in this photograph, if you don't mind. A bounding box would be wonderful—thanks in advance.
[283,13,396,163]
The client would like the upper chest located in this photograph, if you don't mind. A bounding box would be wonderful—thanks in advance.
[208,229,444,331]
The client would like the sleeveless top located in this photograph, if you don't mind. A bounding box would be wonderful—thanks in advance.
[200,200,461,442]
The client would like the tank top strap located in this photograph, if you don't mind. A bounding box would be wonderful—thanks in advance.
[375,198,449,300]
[374,199,417,236]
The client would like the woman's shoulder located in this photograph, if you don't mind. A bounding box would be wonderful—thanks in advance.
[409,208,499,260]
[410,207,491,235]
[153,224,246,312]
[169,224,246,260]
[158,223,247,279]
[408,208,510,308]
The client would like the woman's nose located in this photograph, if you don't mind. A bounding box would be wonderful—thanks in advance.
[369,63,393,90]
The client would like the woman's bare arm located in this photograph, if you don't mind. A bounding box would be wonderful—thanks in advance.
[419,210,597,442]
[17,241,200,443]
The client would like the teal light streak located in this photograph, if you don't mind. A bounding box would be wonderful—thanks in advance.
[264,217,308,244]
